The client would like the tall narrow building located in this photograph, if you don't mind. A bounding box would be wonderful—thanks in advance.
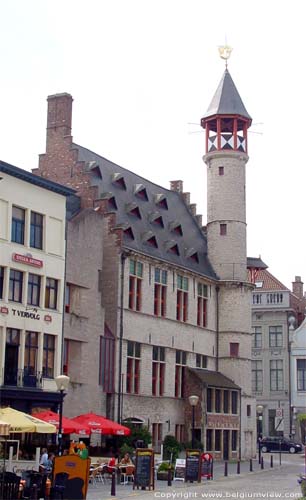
[201,68,256,456]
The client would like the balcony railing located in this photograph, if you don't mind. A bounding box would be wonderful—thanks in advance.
[2,368,43,389]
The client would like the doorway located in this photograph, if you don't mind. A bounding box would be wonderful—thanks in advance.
[4,344,19,385]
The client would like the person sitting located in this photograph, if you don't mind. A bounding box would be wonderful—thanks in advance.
[107,455,116,473]
[120,452,133,466]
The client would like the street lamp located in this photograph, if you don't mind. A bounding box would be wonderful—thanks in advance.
[256,405,264,464]
[55,374,70,456]
[189,395,199,449]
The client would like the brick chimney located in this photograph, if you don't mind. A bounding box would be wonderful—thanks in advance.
[292,276,304,299]
[46,93,73,152]
[170,180,183,193]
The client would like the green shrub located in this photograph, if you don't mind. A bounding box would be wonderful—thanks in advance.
[158,462,174,472]
[117,423,152,450]
[163,435,182,463]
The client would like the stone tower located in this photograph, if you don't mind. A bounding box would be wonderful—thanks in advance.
[201,68,256,457]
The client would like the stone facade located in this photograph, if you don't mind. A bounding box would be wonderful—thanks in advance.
[30,67,259,459]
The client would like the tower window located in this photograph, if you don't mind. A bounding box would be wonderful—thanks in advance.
[220,224,227,236]
[230,343,239,357]
[219,166,224,175]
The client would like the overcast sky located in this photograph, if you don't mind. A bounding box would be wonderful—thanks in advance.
[1,0,305,290]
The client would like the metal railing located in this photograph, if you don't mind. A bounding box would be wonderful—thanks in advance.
[2,368,43,389]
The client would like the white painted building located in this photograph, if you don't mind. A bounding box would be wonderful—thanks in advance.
[290,317,306,442]
[0,160,75,412]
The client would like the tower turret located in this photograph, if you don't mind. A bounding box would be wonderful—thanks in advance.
[201,68,252,282]
[202,61,256,458]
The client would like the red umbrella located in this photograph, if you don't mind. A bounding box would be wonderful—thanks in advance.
[33,410,90,435]
[72,412,131,436]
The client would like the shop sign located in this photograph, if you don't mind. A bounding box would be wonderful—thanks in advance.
[44,315,52,322]
[12,308,40,320]
[12,253,43,268]
[0,306,9,314]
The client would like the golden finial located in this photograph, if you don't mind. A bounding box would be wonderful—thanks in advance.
[218,45,233,68]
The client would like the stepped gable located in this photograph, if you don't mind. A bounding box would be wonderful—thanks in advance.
[74,143,217,279]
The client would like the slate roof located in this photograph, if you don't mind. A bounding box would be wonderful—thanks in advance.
[247,257,268,270]
[74,144,217,279]
[189,368,240,390]
[0,160,76,196]
[202,69,252,122]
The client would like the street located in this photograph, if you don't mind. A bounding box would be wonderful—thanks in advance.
[87,453,306,500]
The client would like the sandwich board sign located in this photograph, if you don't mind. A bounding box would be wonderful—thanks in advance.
[174,458,185,481]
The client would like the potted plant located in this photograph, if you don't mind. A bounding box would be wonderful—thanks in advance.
[298,474,306,497]
[157,462,174,481]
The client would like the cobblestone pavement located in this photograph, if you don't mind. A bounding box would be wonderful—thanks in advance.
[86,453,306,500]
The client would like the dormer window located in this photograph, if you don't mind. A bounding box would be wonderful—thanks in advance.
[126,203,141,219]
[112,173,127,190]
[134,184,148,201]
[149,212,164,228]
[154,194,168,210]
[165,241,179,255]
[124,227,135,240]
[142,231,158,248]
[169,221,183,236]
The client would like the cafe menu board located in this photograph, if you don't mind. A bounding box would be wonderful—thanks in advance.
[134,448,154,490]
[174,458,186,481]
[185,449,201,483]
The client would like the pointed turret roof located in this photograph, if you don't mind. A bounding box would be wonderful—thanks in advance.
[203,69,252,122]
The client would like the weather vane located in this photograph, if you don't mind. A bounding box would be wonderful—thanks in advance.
[218,44,233,68]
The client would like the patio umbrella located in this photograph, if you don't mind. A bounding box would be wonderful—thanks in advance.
[72,412,131,436]
[0,420,10,436]
[0,407,56,433]
[33,410,90,435]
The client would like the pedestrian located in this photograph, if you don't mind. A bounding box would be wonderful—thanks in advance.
[39,447,48,468]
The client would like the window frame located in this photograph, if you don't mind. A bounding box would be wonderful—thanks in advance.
[45,278,58,310]
[152,346,165,396]
[176,275,188,322]
[9,269,23,303]
[43,334,55,378]
[269,326,283,348]
[128,259,143,311]
[30,211,43,250]
[270,359,283,391]
[27,273,41,307]
[11,205,25,245]
[126,341,141,394]
[0,266,4,299]
[297,359,306,391]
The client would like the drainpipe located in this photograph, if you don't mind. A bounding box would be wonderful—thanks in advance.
[60,211,69,373]
[216,286,220,371]
[288,315,295,437]
[117,252,127,423]
[239,389,242,460]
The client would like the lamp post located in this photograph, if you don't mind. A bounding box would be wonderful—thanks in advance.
[256,405,264,464]
[55,374,70,456]
[189,395,199,449]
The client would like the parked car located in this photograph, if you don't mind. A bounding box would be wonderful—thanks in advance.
[260,436,303,454]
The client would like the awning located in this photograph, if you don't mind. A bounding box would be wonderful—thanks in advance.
[0,407,56,433]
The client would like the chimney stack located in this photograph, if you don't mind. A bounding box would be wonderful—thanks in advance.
[292,276,304,299]
[46,93,73,151]
[170,180,183,193]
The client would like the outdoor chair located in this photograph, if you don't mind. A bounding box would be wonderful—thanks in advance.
[50,472,69,500]
[0,471,21,500]
[120,465,134,485]
[22,471,46,500]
